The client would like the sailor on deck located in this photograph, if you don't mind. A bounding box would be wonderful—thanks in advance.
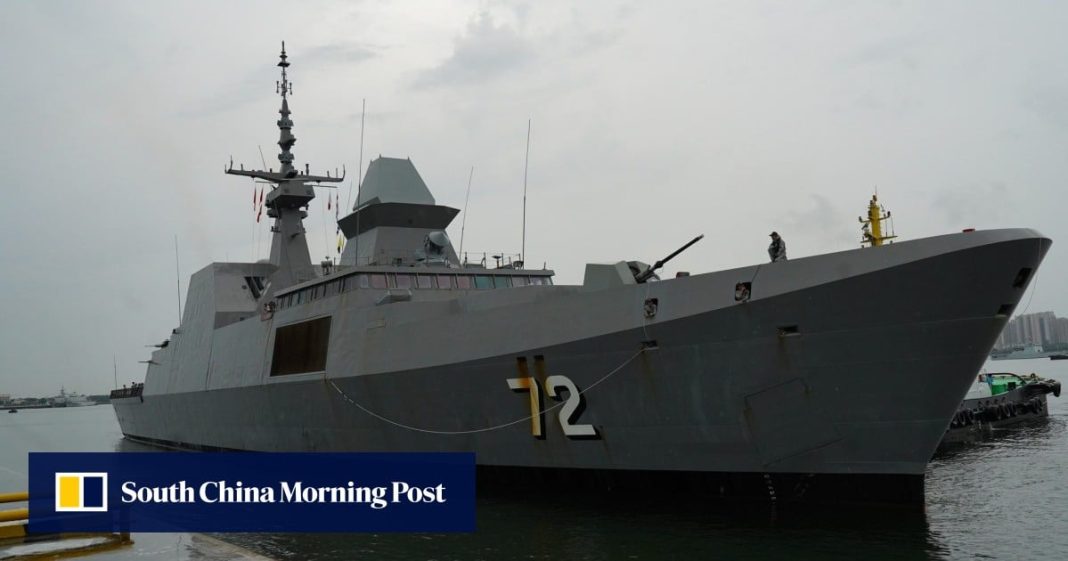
[768,232,787,262]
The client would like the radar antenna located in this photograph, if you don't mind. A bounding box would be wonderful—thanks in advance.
[225,42,345,186]
[223,43,346,289]
[859,193,897,247]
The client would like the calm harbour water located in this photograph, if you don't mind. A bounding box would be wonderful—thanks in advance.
[2,358,1066,560]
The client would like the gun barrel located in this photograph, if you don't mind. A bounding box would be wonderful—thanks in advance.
[636,234,704,282]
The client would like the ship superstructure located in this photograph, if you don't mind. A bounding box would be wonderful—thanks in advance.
[112,46,1052,505]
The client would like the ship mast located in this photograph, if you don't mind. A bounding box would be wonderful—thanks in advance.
[859,193,897,247]
[226,42,344,289]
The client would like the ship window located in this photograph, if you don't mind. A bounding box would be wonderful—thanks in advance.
[244,276,264,300]
[437,275,454,289]
[512,276,528,287]
[474,276,493,289]
[344,274,368,291]
[310,286,322,301]
[395,274,413,289]
[493,276,512,288]
[370,274,387,289]
[1012,268,1033,288]
[322,282,336,298]
[528,277,542,286]
[270,317,331,376]
[295,291,304,305]
[455,276,472,289]
[416,275,434,289]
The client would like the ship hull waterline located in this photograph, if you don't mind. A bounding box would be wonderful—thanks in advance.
[113,230,1052,506]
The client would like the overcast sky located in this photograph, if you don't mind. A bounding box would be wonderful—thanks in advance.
[1,0,1066,396]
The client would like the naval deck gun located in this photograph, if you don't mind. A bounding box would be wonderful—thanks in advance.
[632,235,705,283]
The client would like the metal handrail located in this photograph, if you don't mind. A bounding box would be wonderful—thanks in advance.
[0,491,28,503]
[0,508,27,523]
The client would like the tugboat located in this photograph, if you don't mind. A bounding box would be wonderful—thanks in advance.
[939,372,1061,448]
[110,45,1053,506]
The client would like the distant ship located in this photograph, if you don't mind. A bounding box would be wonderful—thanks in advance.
[111,44,1053,506]
[52,387,92,408]
[990,344,1049,360]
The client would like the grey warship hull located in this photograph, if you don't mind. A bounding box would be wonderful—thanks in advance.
[113,46,1052,505]
[113,228,1050,505]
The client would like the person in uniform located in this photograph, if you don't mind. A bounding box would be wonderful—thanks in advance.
[768,231,787,262]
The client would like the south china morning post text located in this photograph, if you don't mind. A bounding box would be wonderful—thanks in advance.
[119,479,447,509]
[28,452,475,533]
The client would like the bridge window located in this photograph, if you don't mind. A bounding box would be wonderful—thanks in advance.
[474,276,493,289]
[345,274,369,291]
[456,276,472,289]
[512,276,528,287]
[370,274,387,289]
[493,276,512,288]
[394,274,413,289]
[270,317,331,376]
[416,275,434,289]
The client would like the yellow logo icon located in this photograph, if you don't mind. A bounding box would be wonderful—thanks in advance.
[54,472,108,512]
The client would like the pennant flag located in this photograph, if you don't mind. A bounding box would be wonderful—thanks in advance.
[337,234,344,254]
[253,187,257,209]
[327,195,332,211]
[259,187,265,205]
[256,206,262,223]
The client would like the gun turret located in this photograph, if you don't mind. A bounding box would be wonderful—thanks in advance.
[634,234,704,283]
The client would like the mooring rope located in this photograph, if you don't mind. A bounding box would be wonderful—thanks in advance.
[326,348,646,435]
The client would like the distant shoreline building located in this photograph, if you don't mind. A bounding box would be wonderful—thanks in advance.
[996,311,1068,349]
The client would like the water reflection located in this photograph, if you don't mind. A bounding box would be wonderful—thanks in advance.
[224,495,943,561]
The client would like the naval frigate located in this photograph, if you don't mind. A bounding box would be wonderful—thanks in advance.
[111,45,1052,505]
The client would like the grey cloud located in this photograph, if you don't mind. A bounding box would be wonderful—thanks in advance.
[301,42,378,66]
[413,12,535,88]
[180,72,269,118]
[841,34,924,71]
[1024,86,1068,130]
[778,194,857,248]
[932,181,1013,225]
